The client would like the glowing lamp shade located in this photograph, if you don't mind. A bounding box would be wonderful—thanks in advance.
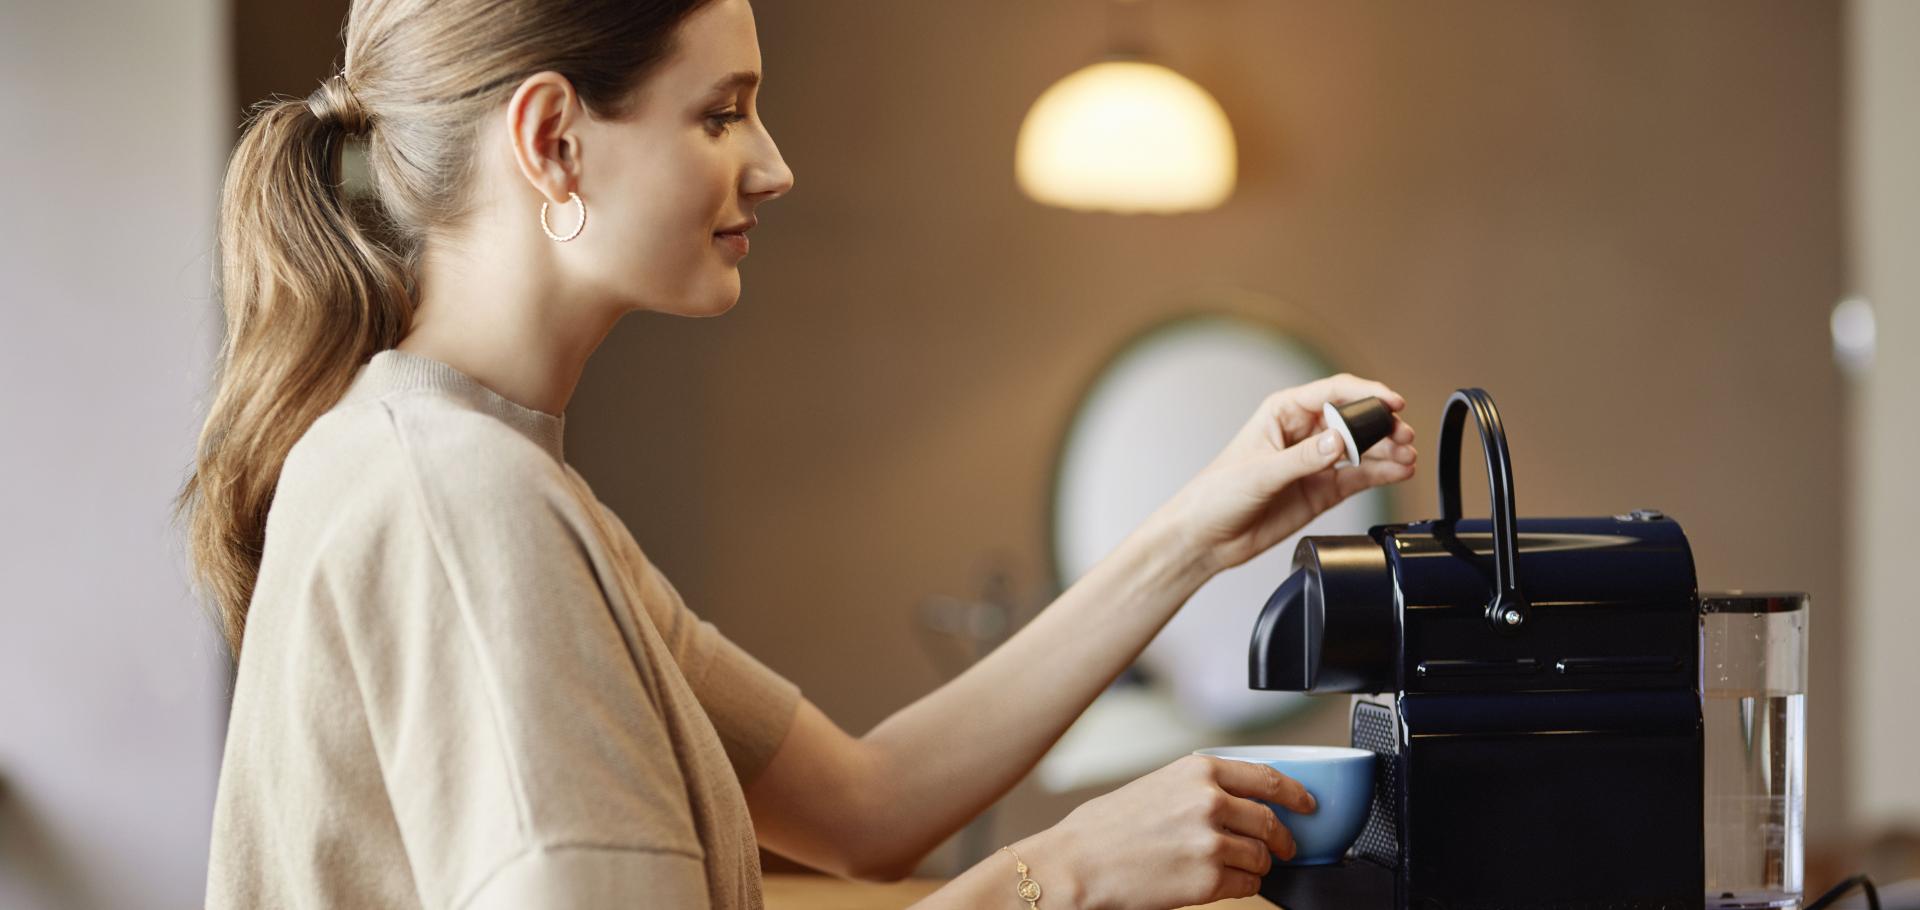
[1015,60,1237,214]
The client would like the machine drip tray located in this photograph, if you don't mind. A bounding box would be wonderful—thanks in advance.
[1259,857,1395,908]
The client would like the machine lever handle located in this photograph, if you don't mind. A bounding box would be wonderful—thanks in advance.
[1437,388,1529,630]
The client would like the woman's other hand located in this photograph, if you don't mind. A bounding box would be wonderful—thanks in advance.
[1011,754,1318,909]
[1155,373,1417,576]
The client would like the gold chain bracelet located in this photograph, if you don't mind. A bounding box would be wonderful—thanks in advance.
[998,845,1044,908]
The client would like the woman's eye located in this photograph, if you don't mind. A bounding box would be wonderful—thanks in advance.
[706,110,748,134]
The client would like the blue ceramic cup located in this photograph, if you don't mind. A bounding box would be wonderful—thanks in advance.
[1191,745,1375,866]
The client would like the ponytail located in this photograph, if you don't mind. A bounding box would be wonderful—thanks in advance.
[175,78,410,657]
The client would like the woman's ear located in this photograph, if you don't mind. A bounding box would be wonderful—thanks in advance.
[504,71,583,205]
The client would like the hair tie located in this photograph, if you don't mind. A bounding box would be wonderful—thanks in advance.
[306,73,370,136]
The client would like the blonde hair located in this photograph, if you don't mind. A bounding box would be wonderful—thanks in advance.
[176,0,718,656]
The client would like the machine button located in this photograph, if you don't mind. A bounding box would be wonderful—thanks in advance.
[1614,509,1667,522]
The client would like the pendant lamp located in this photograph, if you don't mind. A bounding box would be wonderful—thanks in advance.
[1014,4,1237,214]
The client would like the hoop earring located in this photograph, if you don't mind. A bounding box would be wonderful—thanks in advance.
[540,191,587,243]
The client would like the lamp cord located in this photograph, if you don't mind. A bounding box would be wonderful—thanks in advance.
[1103,0,1152,58]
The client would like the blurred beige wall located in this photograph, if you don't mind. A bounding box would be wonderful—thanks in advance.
[563,0,1851,872]
[0,1,229,908]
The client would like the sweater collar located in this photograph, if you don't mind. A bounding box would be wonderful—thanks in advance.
[350,348,566,462]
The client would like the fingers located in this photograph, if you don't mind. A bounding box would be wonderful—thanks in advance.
[1254,423,1419,497]
[1283,375,1407,431]
[1337,456,1417,495]
[1364,415,1417,459]
[1216,794,1298,863]
[1249,373,1411,453]
[1211,830,1277,874]
[1294,452,1417,511]
[1336,417,1417,468]
[1252,428,1346,494]
[1157,758,1312,903]
[1365,426,1418,466]
[1203,756,1317,815]
[1241,413,1418,521]
[1288,373,1406,414]
[1210,869,1265,902]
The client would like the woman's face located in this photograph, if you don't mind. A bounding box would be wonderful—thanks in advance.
[569,0,793,318]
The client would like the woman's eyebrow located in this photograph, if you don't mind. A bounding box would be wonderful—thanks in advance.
[707,70,760,95]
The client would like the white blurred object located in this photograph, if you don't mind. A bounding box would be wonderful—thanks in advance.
[1035,685,1223,793]
[1050,315,1387,744]
[1015,59,1237,214]
[1830,295,1876,376]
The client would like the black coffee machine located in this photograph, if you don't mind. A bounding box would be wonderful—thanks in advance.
[1251,388,1705,909]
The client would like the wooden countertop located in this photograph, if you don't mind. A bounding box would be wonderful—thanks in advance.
[764,873,1280,909]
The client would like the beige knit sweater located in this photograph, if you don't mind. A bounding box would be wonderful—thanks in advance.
[206,348,800,909]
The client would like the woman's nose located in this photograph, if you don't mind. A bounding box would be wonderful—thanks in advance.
[755,162,793,201]
[751,155,794,201]
[748,127,795,200]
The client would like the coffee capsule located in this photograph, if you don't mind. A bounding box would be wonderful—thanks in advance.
[1321,396,1394,466]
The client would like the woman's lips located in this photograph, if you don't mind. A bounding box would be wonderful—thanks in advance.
[713,231,749,258]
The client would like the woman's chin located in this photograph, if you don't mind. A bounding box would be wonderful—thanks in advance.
[688,284,742,318]
[623,270,742,319]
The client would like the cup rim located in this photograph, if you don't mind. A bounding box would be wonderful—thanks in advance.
[1192,745,1374,763]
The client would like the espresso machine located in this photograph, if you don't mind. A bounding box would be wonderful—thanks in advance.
[1250,389,1808,910]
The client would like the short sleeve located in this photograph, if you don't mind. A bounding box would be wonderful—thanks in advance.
[645,563,802,785]
[580,495,803,786]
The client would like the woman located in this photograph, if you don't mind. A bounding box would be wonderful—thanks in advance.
[176,0,1419,907]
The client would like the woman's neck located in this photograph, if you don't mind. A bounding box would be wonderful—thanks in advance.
[399,238,619,417]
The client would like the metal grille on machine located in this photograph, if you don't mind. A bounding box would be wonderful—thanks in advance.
[1350,701,1399,864]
